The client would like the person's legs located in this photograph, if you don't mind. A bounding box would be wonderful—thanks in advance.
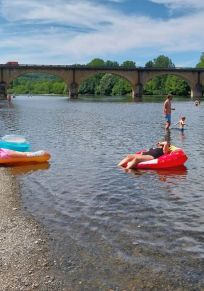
[165,114,171,130]
[118,154,136,167]
[126,154,154,169]
[165,121,170,130]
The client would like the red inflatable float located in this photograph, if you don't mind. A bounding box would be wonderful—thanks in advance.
[132,145,188,169]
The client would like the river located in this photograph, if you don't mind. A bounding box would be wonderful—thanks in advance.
[0,95,204,290]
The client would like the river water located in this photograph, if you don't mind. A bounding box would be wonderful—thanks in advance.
[1,95,204,290]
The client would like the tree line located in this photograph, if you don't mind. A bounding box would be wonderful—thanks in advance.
[8,54,204,96]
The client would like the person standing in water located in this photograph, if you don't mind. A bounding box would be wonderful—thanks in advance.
[7,94,12,105]
[163,94,175,130]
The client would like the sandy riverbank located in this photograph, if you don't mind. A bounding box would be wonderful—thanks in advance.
[0,168,64,290]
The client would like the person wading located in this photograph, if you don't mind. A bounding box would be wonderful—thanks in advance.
[163,94,175,130]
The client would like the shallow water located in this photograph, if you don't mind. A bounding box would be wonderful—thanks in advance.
[1,96,204,290]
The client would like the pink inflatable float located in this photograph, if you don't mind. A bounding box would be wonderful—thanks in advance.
[0,148,50,165]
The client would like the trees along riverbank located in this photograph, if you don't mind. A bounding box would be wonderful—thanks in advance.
[8,54,204,97]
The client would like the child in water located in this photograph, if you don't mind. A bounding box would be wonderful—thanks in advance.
[178,116,186,130]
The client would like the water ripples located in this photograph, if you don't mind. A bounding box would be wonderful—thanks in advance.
[2,96,204,289]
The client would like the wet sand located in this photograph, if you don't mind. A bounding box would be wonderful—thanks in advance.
[0,168,64,290]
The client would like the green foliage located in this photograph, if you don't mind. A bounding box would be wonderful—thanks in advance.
[112,78,132,95]
[165,75,190,95]
[121,60,136,68]
[88,58,105,67]
[79,73,104,95]
[196,52,204,68]
[9,73,67,95]
[97,74,116,95]
[79,58,133,96]
[144,55,189,96]
[145,61,153,68]
[105,60,119,67]
[150,55,175,68]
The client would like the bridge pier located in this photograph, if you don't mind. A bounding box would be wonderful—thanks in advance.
[69,82,78,99]
[132,83,143,101]
[0,82,7,99]
[191,83,202,100]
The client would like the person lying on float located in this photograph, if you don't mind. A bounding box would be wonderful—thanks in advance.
[118,141,169,170]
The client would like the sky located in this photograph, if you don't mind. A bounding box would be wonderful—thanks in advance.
[0,0,203,67]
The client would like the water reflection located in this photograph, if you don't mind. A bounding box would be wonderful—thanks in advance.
[8,162,50,175]
[164,128,171,143]
[125,166,187,182]
[164,127,188,144]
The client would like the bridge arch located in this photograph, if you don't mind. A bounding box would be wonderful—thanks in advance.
[8,71,68,96]
[6,69,69,85]
[1,66,74,97]
[143,72,190,96]
[140,71,201,99]
[75,69,135,86]
[75,70,135,97]
[142,71,193,89]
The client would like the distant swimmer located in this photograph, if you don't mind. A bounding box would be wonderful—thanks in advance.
[7,94,12,105]
[163,94,175,130]
[195,99,200,106]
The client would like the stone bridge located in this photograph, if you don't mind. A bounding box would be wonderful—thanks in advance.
[0,64,203,99]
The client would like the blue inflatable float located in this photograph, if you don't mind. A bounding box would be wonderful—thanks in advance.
[0,135,30,152]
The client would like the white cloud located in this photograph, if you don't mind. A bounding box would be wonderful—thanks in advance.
[0,0,203,65]
[0,0,119,29]
[106,0,125,2]
[150,0,204,10]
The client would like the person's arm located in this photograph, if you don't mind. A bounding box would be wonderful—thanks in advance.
[163,141,169,154]
[171,102,175,110]
[158,141,169,154]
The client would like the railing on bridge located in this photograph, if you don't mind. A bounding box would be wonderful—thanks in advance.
[1,63,204,72]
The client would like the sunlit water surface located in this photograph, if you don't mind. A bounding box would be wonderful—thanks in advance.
[1,96,204,290]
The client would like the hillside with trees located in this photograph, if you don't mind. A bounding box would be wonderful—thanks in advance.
[9,73,67,95]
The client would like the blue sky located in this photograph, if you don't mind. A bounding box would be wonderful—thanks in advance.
[0,0,203,66]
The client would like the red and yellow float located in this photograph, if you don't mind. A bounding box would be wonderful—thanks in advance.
[133,145,188,169]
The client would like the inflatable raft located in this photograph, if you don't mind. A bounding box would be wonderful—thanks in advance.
[0,140,30,152]
[133,145,188,169]
[0,148,50,165]
[0,135,30,152]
